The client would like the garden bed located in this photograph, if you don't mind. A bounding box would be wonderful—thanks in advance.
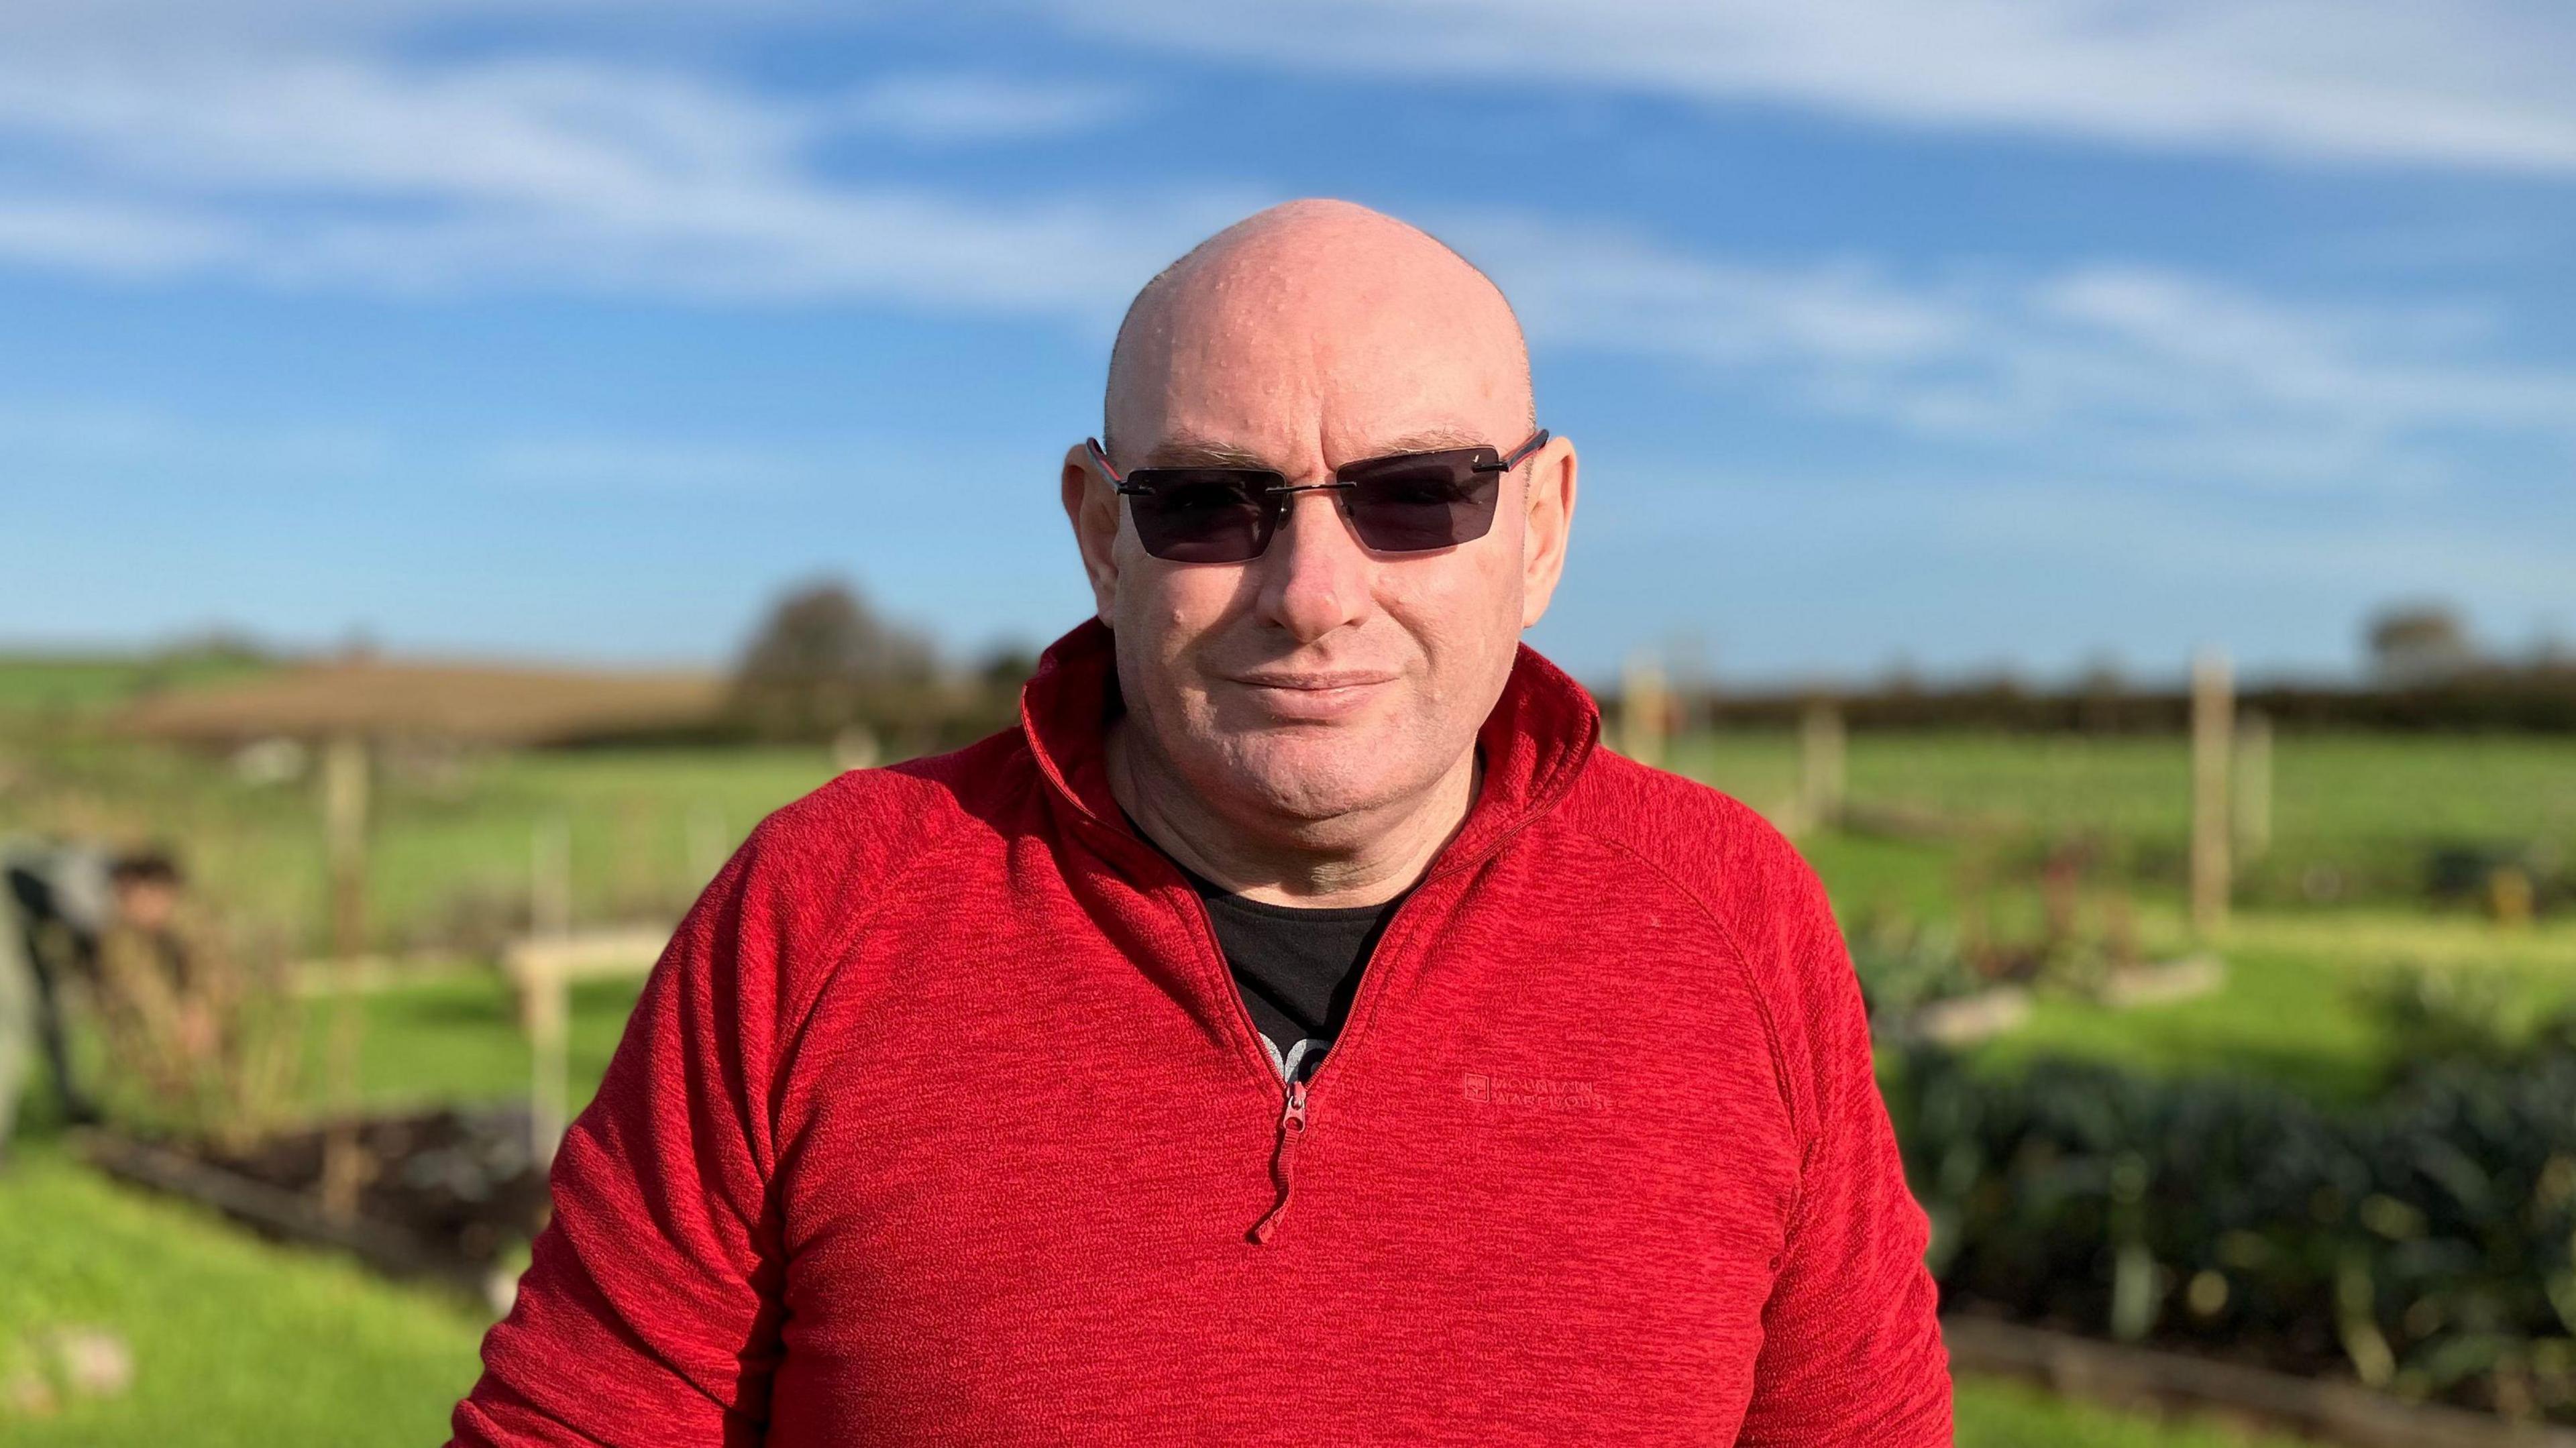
[1894,1031,2576,1433]
[72,1105,547,1311]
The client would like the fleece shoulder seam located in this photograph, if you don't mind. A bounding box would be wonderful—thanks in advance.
[1569,822,1808,1151]
[763,779,989,1135]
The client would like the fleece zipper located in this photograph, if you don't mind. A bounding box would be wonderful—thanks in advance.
[1141,838,1424,1247]
[1248,1069,1308,1243]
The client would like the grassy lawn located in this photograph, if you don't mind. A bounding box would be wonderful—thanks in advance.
[1676,726,2576,912]
[1673,727,2576,849]
[0,653,271,720]
[0,1144,482,1446]
[304,975,645,1111]
[1972,913,2576,1101]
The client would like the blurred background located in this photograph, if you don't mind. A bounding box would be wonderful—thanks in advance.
[2,3,2572,1445]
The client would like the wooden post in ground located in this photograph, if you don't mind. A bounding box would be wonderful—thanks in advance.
[1621,651,1670,768]
[319,732,371,1222]
[2234,709,2273,863]
[2190,650,2233,940]
[1800,699,1847,830]
[523,950,568,1168]
[527,814,573,1164]
[323,734,370,962]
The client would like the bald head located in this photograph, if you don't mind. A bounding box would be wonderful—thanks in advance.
[1103,199,1534,462]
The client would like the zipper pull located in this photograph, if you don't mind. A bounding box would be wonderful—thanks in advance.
[1247,1078,1307,1245]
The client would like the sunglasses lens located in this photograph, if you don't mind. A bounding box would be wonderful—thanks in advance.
[1342,449,1502,551]
[1126,470,1276,563]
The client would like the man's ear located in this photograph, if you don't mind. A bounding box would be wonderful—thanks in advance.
[1517,436,1578,630]
[1062,442,1124,622]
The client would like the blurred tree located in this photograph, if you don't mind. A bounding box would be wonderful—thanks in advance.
[729,580,938,741]
[2366,603,2479,686]
[975,644,1040,694]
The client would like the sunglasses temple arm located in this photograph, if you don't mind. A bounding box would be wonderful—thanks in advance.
[1084,437,1125,486]
[1478,429,1552,472]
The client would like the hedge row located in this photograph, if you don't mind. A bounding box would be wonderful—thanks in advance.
[1886,1036,2576,1423]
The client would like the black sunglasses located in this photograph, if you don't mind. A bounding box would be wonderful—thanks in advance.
[1085,430,1550,563]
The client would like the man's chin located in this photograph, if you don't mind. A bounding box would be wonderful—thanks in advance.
[1210,736,1417,821]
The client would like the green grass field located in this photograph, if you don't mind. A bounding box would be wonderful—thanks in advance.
[5,657,2572,1444]
[1676,726,2576,915]
[13,735,841,958]
[0,653,272,720]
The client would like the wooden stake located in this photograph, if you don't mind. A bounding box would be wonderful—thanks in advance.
[527,814,572,1165]
[2190,650,2233,939]
[523,951,568,1168]
[322,734,370,960]
[1801,700,1847,830]
[319,732,371,1223]
[1621,651,1670,768]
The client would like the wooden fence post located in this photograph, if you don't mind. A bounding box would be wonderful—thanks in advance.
[1801,699,1847,830]
[2190,650,2233,939]
[319,732,372,1223]
[523,951,568,1168]
[527,814,573,1164]
[323,734,370,960]
[1621,652,1670,768]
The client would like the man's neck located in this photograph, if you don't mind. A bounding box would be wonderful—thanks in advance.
[1104,716,1483,909]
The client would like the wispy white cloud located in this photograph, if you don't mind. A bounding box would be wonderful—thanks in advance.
[1931,476,2576,602]
[836,73,1137,144]
[0,400,838,498]
[1053,0,2576,175]
[1440,213,2576,492]
[25,0,2574,176]
[0,198,241,277]
[0,49,1240,310]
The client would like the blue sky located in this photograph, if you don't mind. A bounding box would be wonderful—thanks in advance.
[3,1,2572,687]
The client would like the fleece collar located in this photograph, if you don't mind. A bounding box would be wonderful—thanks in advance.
[1015,616,1601,879]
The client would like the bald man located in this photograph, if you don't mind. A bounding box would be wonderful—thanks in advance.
[453,200,1951,1445]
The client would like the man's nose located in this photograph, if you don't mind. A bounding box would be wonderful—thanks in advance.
[1255,487,1373,643]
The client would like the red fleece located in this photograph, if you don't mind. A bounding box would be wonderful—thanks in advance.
[450,617,1951,1445]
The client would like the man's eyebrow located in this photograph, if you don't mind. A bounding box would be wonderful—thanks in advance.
[1364,427,1492,456]
[1140,434,1280,469]
[1134,427,1501,471]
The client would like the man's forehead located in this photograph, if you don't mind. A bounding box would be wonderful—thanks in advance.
[1112,307,1527,467]
[1104,200,1532,459]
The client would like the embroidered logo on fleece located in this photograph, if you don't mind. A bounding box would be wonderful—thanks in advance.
[1461,1070,1601,1113]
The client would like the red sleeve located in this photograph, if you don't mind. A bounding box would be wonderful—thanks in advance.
[449,822,798,1447]
[1734,849,1952,1446]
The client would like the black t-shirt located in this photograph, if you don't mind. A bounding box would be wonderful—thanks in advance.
[1118,807,1411,1084]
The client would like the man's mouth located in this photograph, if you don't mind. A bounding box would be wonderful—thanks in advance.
[1229,669,1399,720]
